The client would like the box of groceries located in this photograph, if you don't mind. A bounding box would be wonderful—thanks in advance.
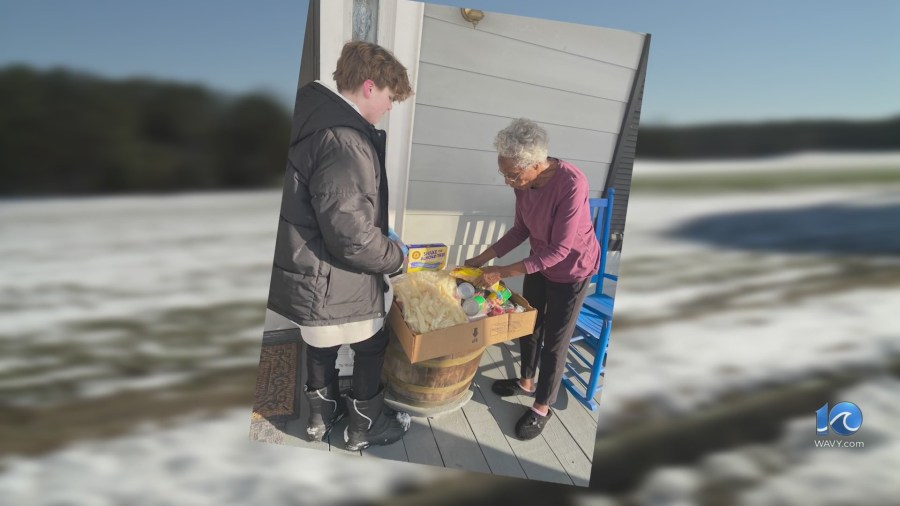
[387,267,537,363]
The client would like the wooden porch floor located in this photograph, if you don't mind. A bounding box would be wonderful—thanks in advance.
[252,332,602,486]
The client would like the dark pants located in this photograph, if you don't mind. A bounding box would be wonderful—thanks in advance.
[305,327,388,401]
[520,272,591,406]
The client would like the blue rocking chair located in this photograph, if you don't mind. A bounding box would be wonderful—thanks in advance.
[562,188,616,411]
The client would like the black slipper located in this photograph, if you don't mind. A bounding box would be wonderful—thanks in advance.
[491,378,536,397]
[515,408,553,440]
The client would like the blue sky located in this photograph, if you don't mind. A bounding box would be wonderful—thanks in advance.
[1,0,897,125]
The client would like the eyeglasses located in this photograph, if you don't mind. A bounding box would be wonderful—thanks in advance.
[498,166,529,183]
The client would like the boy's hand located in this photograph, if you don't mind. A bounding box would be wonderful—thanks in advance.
[388,228,408,256]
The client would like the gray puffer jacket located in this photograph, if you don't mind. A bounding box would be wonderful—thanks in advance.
[267,82,404,326]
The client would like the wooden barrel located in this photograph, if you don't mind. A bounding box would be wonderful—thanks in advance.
[383,335,485,407]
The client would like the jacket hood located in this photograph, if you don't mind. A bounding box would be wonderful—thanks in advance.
[291,82,376,145]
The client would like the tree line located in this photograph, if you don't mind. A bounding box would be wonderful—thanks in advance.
[0,65,291,196]
[636,116,900,159]
[1,65,897,196]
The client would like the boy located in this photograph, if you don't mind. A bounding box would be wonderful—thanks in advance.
[268,41,413,450]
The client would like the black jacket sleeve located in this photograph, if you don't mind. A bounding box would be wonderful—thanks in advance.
[309,128,404,274]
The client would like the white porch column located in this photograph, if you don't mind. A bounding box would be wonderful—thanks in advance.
[377,0,423,236]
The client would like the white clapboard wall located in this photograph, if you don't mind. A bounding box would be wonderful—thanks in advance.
[401,5,645,292]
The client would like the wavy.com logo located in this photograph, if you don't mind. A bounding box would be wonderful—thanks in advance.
[816,402,862,436]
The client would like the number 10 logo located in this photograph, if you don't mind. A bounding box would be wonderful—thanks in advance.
[816,402,862,436]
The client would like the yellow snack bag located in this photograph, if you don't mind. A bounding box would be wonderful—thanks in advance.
[449,266,482,283]
[449,266,501,291]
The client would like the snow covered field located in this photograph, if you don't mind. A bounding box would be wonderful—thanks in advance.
[0,407,443,505]
[624,379,900,506]
[2,153,898,504]
[1,191,279,408]
[598,185,900,433]
[634,151,900,176]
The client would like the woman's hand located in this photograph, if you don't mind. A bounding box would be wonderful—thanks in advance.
[464,255,486,268]
[478,266,503,287]
[464,247,497,268]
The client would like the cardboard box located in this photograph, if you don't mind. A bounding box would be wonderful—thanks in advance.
[388,293,537,363]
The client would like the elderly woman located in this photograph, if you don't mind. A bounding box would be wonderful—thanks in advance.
[465,118,599,440]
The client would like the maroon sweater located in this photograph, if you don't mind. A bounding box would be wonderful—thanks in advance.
[492,159,600,284]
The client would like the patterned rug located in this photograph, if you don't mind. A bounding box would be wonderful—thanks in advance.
[249,331,300,444]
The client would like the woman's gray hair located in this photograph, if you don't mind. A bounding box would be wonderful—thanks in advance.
[494,118,549,168]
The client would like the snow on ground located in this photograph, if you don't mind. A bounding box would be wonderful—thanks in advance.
[600,285,900,432]
[634,151,900,176]
[0,409,447,506]
[597,183,900,431]
[621,379,900,506]
[0,191,279,340]
[2,154,899,503]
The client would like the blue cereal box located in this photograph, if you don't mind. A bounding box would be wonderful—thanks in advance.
[405,243,448,272]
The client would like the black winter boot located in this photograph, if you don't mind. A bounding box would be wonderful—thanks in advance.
[304,380,347,442]
[344,385,410,451]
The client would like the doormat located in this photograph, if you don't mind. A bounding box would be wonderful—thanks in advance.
[249,341,298,443]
